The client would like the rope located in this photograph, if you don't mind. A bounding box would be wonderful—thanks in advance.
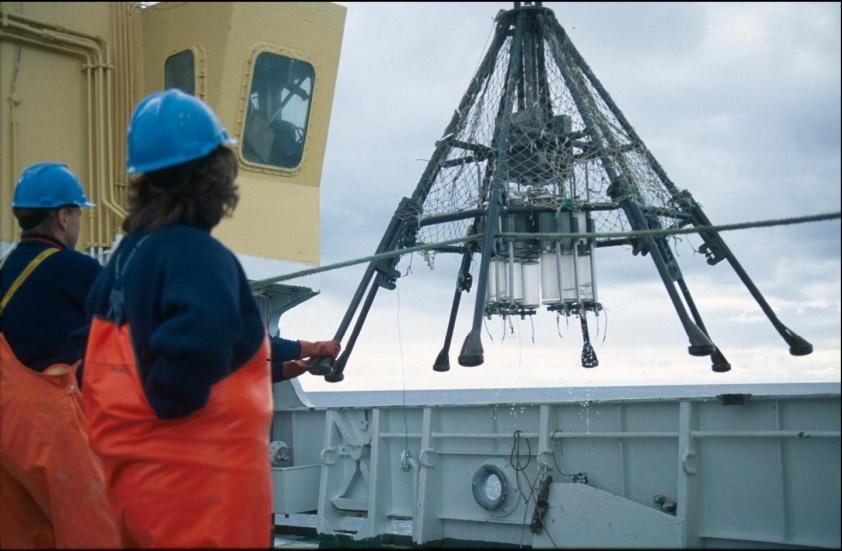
[502,211,840,241]
[249,211,840,289]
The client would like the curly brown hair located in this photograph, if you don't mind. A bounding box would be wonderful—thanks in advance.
[122,146,239,233]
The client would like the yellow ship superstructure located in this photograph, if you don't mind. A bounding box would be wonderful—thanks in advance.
[1,1,345,267]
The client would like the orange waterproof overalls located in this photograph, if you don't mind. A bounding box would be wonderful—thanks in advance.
[82,270,273,548]
[0,248,120,549]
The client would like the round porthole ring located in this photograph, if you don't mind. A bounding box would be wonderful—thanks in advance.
[471,463,509,511]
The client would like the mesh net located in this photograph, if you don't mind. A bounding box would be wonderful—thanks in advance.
[409,16,687,266]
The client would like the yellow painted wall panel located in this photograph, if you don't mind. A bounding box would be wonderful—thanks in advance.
[215,178,319,265]
[0,4,101,247]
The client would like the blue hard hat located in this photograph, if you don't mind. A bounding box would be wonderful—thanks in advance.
[126,89,236,174]
[12,163,95,209]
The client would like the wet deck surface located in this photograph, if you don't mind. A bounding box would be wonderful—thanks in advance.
[274,534,320,548]
[274,534,413,549]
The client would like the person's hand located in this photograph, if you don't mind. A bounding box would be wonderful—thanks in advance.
[312,340,340,359]
[299,340,341,359]
[282,359,311,380]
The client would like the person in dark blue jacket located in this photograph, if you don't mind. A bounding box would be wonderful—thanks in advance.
[0,163,101,375]
[82,90,337,548]
[0,163,120,548]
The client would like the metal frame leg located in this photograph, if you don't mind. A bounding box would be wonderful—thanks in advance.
[691,206,812,356]
[434,247,475,372]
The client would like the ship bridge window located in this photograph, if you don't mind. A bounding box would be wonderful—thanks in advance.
[164,49,195,95]
[242,52,315,169]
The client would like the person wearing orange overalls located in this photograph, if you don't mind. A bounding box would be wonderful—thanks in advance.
[81,89,339,548]
[0,163,120,548]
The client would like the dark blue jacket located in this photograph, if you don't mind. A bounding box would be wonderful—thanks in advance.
[85,225,301,419]
[0,235,101,373]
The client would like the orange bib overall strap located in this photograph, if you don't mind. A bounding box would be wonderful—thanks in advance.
[83,318,273,548]
[0,247,121,549]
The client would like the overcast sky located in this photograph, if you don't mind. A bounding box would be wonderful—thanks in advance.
[266,2,840,392]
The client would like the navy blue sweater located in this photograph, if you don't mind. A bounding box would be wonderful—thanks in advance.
[85,225,301,419]
[0,235,101,373]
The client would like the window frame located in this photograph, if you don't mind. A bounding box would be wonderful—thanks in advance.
[163,46,207,100]
[236,45,317,175]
